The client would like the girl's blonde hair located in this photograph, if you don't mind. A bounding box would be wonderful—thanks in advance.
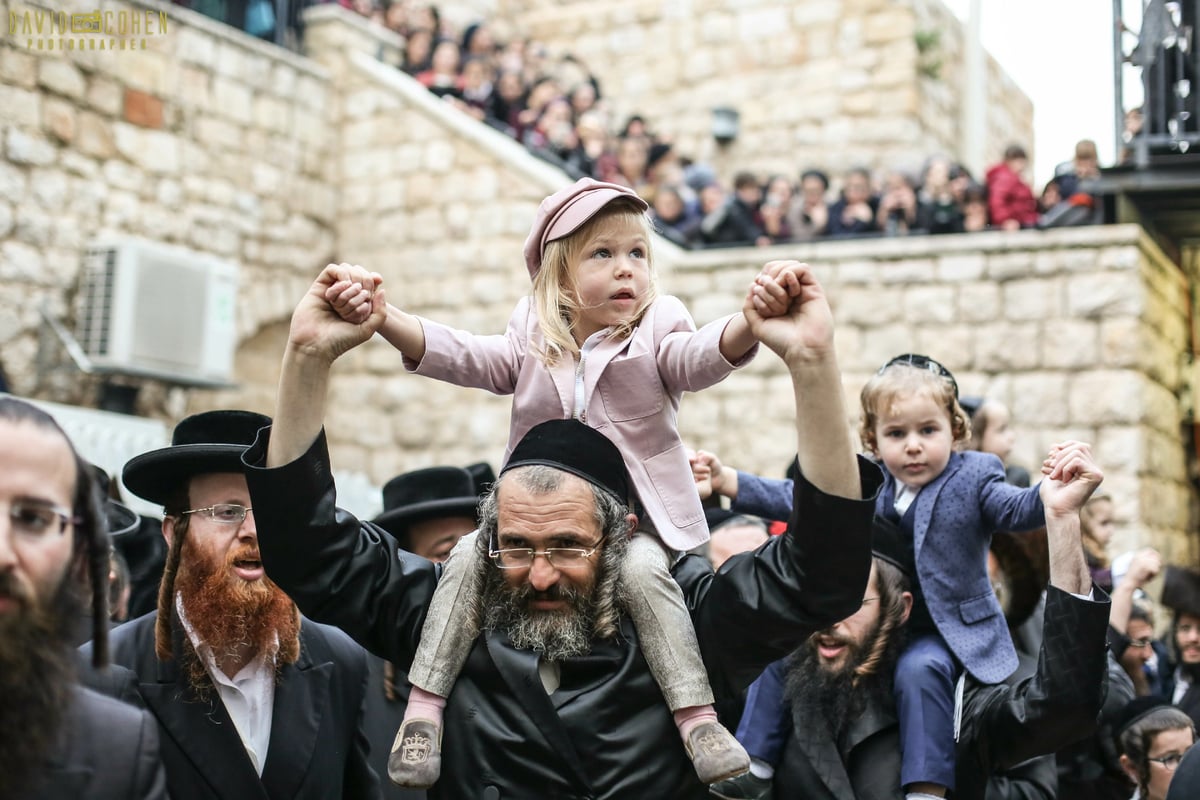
[858,361,971,455]
[531,198,658,365]
[1080,494,1113,568]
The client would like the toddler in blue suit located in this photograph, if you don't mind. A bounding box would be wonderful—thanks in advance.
[709,354,1046,800]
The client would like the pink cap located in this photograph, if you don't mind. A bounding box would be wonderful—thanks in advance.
[522,178,649,279]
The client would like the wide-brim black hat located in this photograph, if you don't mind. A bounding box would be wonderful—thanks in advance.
[90,463,140,538]
[989,527,1050,627]
[1162,565,1200,618]
[122,410,270,506]
[373,464,492,537]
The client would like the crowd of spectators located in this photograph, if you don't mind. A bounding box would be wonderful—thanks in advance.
[346,1,1106,250]
[179,0,1106,250]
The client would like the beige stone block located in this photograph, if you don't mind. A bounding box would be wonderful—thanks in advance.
[1039,318,1099,369]
[1003,277,1059,321]
[987,251,1036,281]
[179,66,211,109]
[212,76,253,124]
[37,58,85,99]
[955,280,1003,321]
[913,324,970,364]
[195,117,241,150]
[1069,370,1142,425]
[0,240,45,283]
[904,285,956,322]
[878,257,935,284]
[112,122,180,174]
[830,286,902,325]
[938,253,985,282]
[83,76,121,116]
[14,204,50,246]
[1,84,41,127]
[0,161,25,206]
[1066,272,1142,318]
[0,203,13,241]
[1009,372,1070,426]
[29,166,66,208]
[6,127,56,165]
[1093,425,1143,473]
[1099,245,1140,271]
[972,322,1040,371]
[0,47,37,89]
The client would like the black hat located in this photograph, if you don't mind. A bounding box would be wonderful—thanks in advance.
[959,395,984,419]
[871,514,915,577]
[122,410,270,506]
[503,419,629,505]
[1113,695,1172,738]
[989,528,1050,628]
[373,464,493,538]
[1162,566,1200,618]
[90,463,139,538]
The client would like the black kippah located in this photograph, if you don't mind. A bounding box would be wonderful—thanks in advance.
[871,514,915,577]
[503,419,630,506]
[1113,695,1172,738]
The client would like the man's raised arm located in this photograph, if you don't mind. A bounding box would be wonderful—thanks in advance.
[745,261,859,499]
[267,263,387,467]
[1040,440,1104,595]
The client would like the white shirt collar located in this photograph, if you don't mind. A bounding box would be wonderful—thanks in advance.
[176,593,278,776]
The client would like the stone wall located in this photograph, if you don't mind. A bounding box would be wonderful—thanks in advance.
[2,6,1193,562]
[489,0,1033,181]
[0,0,345,403]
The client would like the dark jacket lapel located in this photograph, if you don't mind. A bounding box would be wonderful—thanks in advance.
[791,712,856,800]
[260,626,330,799]
[484,629,594,793]
[140,621,268,799]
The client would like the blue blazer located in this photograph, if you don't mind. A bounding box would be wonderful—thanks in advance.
[733,451,1044,684]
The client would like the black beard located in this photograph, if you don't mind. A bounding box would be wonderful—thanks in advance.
[784,616,892,743]
[0,571,83,799]
[481,571,597,660]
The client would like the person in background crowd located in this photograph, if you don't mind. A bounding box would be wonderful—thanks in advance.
[1115,698,1196,800]
[84,410,381,800]
[827,167,879,237]
[788,168,830,241]
[364,463,491,800]
[986,144,1040,230]
[1,396,167,799]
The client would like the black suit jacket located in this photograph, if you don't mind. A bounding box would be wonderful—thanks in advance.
[773,586,1110,800]
[83,611,381,800]
[244,428,882,799]
[22,684,167,799]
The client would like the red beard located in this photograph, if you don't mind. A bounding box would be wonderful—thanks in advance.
[174,537,300,670]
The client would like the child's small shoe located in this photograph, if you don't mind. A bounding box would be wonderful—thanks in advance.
[684,720,751,785]
[387,718,442,788]
[708,771,773,799]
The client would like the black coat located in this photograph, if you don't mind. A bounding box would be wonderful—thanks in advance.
[20,684,168,799]
[772,585,1111,800]
[244,429,882,800]
[82,611,381,800]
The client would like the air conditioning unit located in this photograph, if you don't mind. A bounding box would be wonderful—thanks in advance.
[75,237,239,387]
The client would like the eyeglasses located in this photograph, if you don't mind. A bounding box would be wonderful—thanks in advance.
[5,500,76,539]
[880,354,959,399]
[180,504,253,526]
[1128,637,1153,649]
[1148,748,1192,770]
[488,544,601,569]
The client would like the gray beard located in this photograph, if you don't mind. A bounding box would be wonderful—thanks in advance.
[481,573,597,661]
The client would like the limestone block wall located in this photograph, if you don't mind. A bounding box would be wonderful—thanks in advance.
[0,0,340,402]
[488,0,1033,181]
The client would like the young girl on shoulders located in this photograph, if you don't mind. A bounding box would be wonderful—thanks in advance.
[324,177,801,789]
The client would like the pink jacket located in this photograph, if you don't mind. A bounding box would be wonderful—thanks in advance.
[405,294,756,550]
